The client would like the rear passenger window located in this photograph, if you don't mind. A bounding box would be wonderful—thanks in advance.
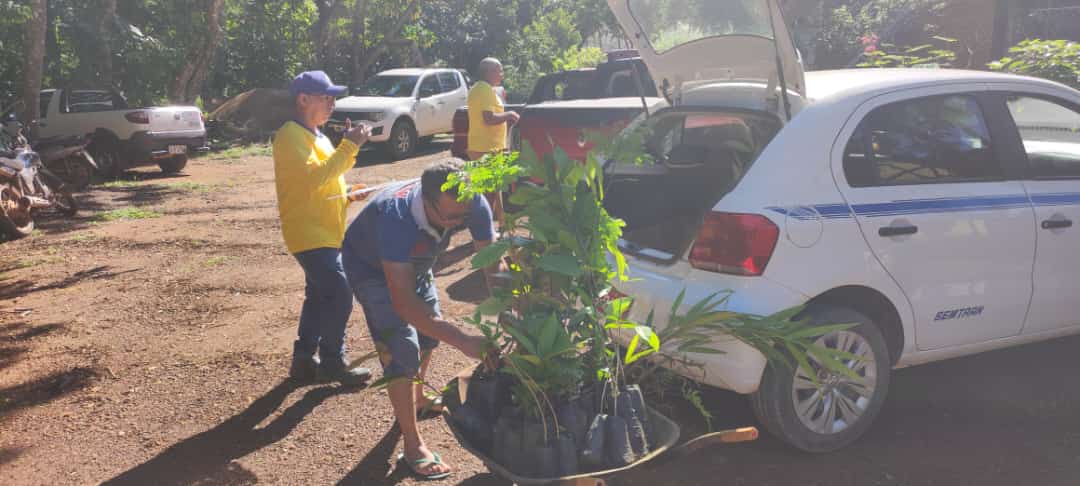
[38,91,52,118]
[1005,95,1080,178]
[437,72,460,93]
[66,91,117,113]
[843,95,1001,187]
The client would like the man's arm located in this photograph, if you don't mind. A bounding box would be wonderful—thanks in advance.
[482,110,519,126]
[272,125,361,189]
[382,261,486,359]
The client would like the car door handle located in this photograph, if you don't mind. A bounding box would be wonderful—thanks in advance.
[1041,219,1073,230]
[879,225,918,237]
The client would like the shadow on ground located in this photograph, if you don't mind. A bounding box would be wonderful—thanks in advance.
[0,265,137,301]
[103,379,363,486]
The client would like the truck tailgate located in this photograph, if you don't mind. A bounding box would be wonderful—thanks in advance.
[149,107,204,133]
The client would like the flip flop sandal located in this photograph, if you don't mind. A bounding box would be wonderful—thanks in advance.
[416,395,445,421]
[397,451,451,480]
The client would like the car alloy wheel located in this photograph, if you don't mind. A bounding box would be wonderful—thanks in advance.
[790,330,878,435]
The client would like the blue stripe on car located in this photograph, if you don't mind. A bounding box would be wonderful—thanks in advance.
[767,193,1080,220]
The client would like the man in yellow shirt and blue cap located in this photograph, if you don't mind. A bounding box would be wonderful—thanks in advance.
[273,70,372,385]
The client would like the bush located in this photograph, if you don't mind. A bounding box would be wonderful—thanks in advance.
[988,39,1080,90]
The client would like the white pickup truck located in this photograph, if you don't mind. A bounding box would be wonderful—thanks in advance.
[34,89,208,175]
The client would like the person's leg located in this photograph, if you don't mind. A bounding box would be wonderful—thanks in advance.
[291,249,329,381]
[295,248,369,385]
[354,279,450,477]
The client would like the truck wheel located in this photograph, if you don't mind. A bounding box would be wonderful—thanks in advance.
[388,120,417,160]
[0,184,34,239]
[749,305,891,453]
[89,141,121,178]
[158,155,188,174]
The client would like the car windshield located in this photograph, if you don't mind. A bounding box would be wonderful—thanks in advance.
[353,75,419,97]
[627,0,774,53]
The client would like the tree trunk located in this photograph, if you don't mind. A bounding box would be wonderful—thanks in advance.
[22,0,47,123]
[168,0,226,104]
[350,0,369,84]
[313,0,346,69]
[95,0,118,88]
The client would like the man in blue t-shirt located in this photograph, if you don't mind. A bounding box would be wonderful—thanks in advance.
[341,159,496,480]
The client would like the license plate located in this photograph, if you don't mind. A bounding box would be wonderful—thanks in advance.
[168,145,187,155]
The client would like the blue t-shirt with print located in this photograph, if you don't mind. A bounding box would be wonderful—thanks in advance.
[341,180,494,285]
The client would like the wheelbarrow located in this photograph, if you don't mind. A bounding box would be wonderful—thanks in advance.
[443,369,759,485]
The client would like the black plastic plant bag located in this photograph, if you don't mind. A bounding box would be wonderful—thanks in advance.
[604,414,636,467]
[450,403,494,453]
[556,434,579,476]
[556,399,589,451]
[616,396,649,456]
[625,384,652,439]
[581,413,608,468]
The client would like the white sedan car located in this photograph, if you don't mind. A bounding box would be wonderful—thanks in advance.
[605,0,1080,452]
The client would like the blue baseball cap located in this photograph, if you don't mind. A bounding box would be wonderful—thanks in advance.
[289,70,347,97]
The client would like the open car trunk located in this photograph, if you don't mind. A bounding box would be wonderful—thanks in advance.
[603,109,782,262]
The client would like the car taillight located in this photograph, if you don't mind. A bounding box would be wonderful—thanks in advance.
[689,212,779,276]
[125,111,150,124]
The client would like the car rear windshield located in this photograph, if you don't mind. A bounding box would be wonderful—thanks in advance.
[627,0,774,53]
[353,75,419,97]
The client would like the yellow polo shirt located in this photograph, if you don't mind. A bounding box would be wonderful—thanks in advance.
[273,121,360,254]
[467,81,507,154]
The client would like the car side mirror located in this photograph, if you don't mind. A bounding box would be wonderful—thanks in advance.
[665,144,708,168]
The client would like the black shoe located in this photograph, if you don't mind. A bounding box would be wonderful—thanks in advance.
[317,362,372,386]
[290,354,320,383]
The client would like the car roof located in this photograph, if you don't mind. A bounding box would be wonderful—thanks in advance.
[805,68,1070,103]
[377,68,454,76]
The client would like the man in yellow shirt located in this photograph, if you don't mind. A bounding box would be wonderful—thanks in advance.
[467,57,519,223]
[273,70,372,385]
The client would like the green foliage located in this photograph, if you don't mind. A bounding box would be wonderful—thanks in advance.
[812,0,947,69]
[989,39,1080,90]
[857,37,957,69]
[95,208,163,222]
[552,45,606,72]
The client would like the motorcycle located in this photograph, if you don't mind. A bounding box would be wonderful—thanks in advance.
[32,132,97,191]
[0,117,77,240]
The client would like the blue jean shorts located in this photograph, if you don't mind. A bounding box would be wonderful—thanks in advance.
[350,275,440,379]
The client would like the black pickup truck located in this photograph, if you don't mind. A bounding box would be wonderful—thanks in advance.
[451,50,657,160]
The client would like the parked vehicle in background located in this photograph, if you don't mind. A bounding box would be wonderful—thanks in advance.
[0,116,77,239]
[327,68,470,160]
[31,133,97,191]
[451,50,659,161]
[34,89,207,177]
[603,0,1080,454]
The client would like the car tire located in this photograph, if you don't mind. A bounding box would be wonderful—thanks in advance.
[88,140,122,178]
[750,305,891,453]
[158,155,188,174]
[388,119,417,160]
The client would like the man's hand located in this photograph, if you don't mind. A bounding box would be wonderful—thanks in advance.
[457,334,495,363]
[506,111,521,126]
[343,118,371,146]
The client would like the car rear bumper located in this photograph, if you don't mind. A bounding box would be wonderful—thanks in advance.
[612,261,809,394]
[126,130,209,164]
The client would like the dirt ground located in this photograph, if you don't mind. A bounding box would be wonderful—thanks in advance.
[2,139,1079,485]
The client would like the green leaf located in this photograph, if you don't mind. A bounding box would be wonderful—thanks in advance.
[471,239,510,269]
[504,325,538,356]
[536,253,583,277]
[786,341,820,387]
[805,344,863,383]
[785,323,857,340]
[477,296,511,316]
